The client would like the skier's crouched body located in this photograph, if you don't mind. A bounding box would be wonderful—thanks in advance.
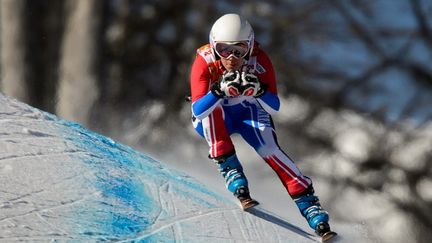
[189,13,332,236]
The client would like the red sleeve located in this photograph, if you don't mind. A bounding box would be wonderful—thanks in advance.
[190,55,212,102]
[256,51,278,95]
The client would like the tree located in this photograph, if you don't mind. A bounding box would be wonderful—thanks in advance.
[0,0,31,103]
[56,0,103,127]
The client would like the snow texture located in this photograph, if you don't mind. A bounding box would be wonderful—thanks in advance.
[0,93,372,242]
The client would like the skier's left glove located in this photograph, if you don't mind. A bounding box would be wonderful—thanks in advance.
[240,72,267,97]
[211,71,242,98]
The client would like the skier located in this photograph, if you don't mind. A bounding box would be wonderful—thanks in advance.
[189,13,334,238]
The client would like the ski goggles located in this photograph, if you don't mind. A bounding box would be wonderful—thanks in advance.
[214,41,250,59]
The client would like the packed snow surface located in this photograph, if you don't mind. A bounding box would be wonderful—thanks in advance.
[0,93,372,242]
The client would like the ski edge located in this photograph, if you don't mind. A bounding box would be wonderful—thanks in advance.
[321,230,337,242]
[241,199,259,210]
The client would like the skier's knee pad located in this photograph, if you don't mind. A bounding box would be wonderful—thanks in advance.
[213,152,248,194]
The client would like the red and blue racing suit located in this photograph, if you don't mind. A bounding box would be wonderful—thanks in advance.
[190,42,312,197]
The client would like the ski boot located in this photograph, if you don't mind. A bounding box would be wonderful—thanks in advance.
[213,152,258,210]
[293,186,336,240]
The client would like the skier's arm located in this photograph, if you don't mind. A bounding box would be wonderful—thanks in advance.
[257,92,280,115]
[190,55,222,120]
[192,92,221,120]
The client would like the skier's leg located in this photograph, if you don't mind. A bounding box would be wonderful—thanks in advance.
[238,102,330,233]
[194,106,234,158]
[192,106,250,199]
[238,102,312,195]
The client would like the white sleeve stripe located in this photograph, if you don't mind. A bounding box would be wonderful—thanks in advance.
[257,99,278,115]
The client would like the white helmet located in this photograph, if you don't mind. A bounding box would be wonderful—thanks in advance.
[209,13,254,57]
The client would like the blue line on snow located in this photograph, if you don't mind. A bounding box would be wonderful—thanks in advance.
[41,114,229,241]
[61,121,156,240]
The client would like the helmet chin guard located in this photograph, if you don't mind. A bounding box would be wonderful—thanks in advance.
[209,13,254,58]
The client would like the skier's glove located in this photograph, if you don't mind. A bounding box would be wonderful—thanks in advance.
[211,71,241,98]
[240,72,267,97]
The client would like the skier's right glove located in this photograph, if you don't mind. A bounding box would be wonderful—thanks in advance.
[211,71,241,98]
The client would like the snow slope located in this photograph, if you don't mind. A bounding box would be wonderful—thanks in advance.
[0,93,372,242]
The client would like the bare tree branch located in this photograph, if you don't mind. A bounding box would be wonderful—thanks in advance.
[410,0,432,49]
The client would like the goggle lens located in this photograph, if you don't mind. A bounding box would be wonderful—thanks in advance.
[215,42,249,58]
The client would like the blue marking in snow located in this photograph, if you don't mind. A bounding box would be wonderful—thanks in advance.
[60,121,156,240]
[42,114,228,241]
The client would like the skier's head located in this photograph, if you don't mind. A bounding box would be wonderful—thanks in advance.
[209,13,254,70]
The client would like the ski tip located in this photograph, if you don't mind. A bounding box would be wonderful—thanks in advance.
[321,231,338,242]
[241,199,260,211]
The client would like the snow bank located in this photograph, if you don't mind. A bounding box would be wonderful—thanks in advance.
[0,93,371,242]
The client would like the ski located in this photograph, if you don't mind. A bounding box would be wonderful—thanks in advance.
[320,230,337,242]
[240,198,259,210]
